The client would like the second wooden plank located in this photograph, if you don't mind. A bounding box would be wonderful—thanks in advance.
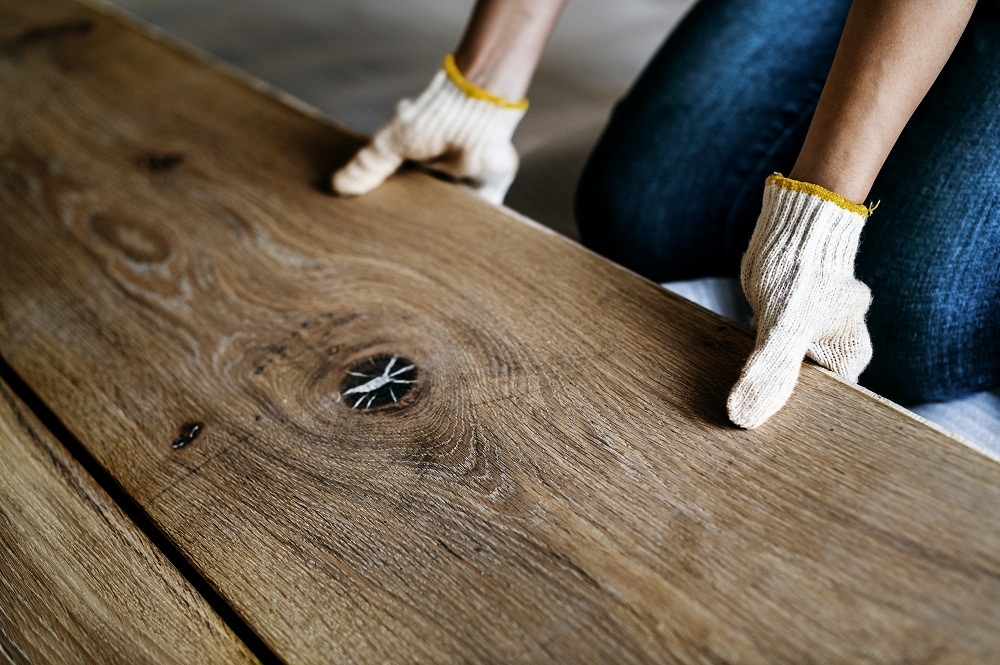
[0,376,259,664]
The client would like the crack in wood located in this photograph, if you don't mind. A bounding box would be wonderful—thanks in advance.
[341,355,416,410]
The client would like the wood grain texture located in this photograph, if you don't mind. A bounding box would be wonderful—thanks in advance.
[0,377,259,664]
[1,0,999,662]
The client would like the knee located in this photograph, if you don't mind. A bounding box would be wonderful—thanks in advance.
[862,281,999,403]
[574,142,653,275]
[574,134,719,282]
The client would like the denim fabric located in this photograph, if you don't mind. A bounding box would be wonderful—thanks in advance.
[575,0,999,404]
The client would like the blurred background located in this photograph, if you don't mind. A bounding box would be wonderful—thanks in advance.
[106,0,691,239]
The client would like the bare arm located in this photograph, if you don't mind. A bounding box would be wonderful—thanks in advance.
[453,0,569,101]
[789,0,977,203]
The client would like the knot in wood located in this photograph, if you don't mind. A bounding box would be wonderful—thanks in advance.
[341,355,416,410]
[139,153,184,171]
[171,422,203,450]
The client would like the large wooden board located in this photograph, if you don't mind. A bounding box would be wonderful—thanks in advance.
[0,377,259,664]
[2,0,999,662]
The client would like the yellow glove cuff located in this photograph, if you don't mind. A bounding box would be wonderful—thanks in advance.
[767,173,875,217]
[443,54,529,111]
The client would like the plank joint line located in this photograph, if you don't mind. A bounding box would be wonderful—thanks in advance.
[0,354,285,665]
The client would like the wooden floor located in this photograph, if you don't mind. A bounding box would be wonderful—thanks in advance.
[2,1,1000,662]
[0,378,257,664]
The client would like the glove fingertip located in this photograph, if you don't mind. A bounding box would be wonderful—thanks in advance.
[474,177,513,206]
[727,338,806,429]
[330,164,375,197]
[726,379,777,430]
[330,141,405,197]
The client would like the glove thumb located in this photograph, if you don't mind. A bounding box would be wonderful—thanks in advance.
[331,131,404,197]
[727,323,811,429]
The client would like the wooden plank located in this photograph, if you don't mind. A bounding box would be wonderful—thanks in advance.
[0,377,259,664]
[1,0,999,662]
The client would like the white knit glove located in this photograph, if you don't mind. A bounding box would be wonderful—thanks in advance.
[727,174,874,429]
[331,55,528,205]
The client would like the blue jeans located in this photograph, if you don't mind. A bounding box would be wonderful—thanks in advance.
[575,0,1000,404]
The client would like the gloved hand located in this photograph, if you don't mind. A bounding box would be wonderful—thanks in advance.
[331,55,528,205]
[727,174,874,429]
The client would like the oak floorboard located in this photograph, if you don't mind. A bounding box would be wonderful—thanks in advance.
[0,377,259,664]
[1,0,999,662]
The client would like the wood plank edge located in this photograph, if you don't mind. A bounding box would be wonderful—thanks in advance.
[0,353,286,665]
[512,200,985,459]
[837,372,1000,465]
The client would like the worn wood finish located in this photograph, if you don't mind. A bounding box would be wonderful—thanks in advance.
[0,377,259,664]
[2,0,1000,662]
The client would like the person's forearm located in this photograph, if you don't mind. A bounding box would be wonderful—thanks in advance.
[789,0,977,203]
[453,0,568,101]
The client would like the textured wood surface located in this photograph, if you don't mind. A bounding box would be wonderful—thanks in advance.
[0,377,258,664]
[2,0,1000,662]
